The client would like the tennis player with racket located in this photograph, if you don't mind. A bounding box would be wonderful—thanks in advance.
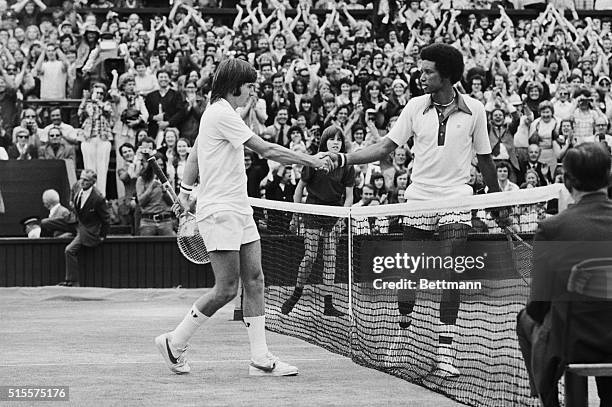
[155,58,332,377]
[324,43,509,378]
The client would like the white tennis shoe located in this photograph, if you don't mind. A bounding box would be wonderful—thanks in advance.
[433,356,460,378]
[249,352,298,376]
[155,333,191,374]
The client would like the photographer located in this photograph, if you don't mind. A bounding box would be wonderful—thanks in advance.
[79,82,113,197]
[571,88,606,144]
[110,69,148,198]
[135,150,174,237]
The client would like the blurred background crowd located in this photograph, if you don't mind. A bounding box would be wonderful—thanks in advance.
[1,0,611,236]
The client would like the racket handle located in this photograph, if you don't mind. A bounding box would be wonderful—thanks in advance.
[147,156,179,202]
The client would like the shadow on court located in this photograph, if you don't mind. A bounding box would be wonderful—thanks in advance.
[0,287,466,407]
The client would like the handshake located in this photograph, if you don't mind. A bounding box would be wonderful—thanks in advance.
[310,152,344,172]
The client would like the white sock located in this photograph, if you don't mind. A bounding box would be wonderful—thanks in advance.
[171,305,208,349]
[244,315,269,361]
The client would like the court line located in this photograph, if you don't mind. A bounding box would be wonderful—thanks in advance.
[0,357,348,368]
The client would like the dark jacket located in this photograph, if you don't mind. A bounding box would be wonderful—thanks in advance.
[7,144,39,160]
[71,184,110,246]
[525,192,612,406]
[144,89,187,139]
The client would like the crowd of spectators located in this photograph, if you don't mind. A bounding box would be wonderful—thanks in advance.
[2,0,612,236]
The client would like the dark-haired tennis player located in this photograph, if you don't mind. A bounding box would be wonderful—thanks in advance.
[326,43,505,378]
[155,58,332,376]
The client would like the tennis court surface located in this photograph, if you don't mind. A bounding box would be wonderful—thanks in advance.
[1,287,465,407]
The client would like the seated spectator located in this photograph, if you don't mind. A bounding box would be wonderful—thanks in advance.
[593,116,612,150]
[40,188,76,238]
[7,126,38,160]
[38,126,76,164]
[135,152,175,236]
[520,144,553,186]
[517,143,612,407]
[496,161,519,192]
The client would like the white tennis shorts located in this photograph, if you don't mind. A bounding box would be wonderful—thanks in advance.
[198,211,260,251]
[402,184,473,231]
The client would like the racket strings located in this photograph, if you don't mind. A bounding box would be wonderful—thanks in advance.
[178,213,210,264]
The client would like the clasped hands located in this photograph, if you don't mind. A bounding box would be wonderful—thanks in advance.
[311,152,341,172]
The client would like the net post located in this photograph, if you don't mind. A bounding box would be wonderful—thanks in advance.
[347,207,353,321]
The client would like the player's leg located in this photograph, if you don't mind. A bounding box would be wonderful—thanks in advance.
[433,221,470,377]
[321,221,343,316]
[240,240,298,376]
[397,225,434,328]
[156,211,244,374]
[282,226,323,315]
[156,250,241,374]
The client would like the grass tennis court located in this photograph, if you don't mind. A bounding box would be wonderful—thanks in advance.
[1,287,465,407]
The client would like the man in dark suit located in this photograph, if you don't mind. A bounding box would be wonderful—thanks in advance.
[518,143,552,186]
[516,143,612,406]
[58,169,110,287]
[144,69,187,141]
[265,165,296,233]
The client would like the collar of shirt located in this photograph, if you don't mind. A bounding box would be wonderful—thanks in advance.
[423,89,472,118]
[79,187,93,208]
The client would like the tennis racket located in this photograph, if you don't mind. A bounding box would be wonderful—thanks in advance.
[147,156,210,265]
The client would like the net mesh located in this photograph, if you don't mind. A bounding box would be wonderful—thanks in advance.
[251,184,566,407]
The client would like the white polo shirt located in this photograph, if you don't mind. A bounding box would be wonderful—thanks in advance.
[386,90,491,196]
[196,99,255,221]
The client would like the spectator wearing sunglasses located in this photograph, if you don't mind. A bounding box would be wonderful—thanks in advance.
[7,126,38,160]
[38,126,75,163]
[552,85,574,121]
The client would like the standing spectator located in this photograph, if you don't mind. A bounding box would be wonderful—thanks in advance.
[59,169,110,287]
[7,126,37,159]
[0,76,19,136]
[144,69,187,144]
[553,119,576,164]
[41,108,78,145]
[40,188,76,238]
[572,89,604,144]
[282,126,354,317]
[245,149,269,198]
[180,80,206,145]
[237,86,267,138]
[173,138,191,192]
[264,165,296,233]
[79,82,113,197]
[529,101,558,170]
[489,107,521,182]
[33,43,68,99]
[133,58,158,96]
[263,107,290,147]
[116,142,139,230]
[136,153,175,236]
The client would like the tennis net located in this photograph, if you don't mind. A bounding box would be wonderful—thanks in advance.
[251,184,567,407]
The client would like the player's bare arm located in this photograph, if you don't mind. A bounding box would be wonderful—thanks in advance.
[326,136,399,168]
[476,153,501,193]
[244,134,332,170]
